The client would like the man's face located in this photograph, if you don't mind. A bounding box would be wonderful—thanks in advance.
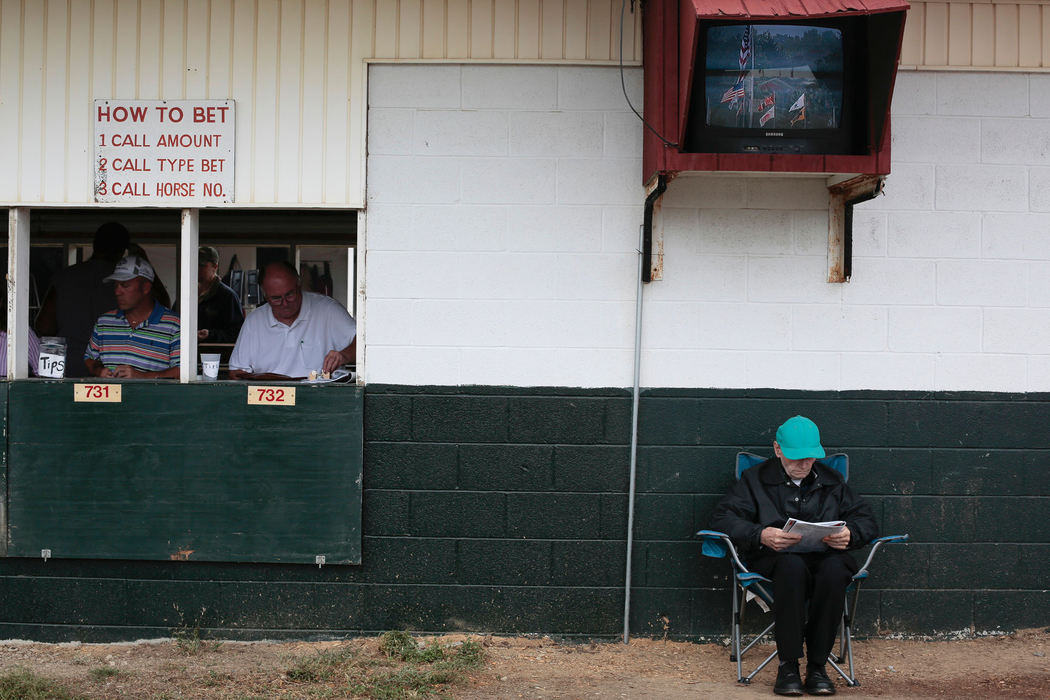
[114,277,151,312]
[774,441,816,481]
[262,269,303,325]
[199,261,218,284]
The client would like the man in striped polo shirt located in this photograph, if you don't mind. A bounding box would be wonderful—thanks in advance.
[84,254,180,379]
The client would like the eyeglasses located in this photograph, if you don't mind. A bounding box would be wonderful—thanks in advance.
[266,289,300,306]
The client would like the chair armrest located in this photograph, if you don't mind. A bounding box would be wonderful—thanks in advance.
[737,572,772,586]
[853,533,910,580]
[697,530,730,558]
[697,529,752,573]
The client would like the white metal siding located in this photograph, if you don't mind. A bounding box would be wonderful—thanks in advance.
[903,1,1050,70]
[0,0,369,206]
[0,0,643,208]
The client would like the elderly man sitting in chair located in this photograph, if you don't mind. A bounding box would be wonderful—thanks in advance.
[709,416,878,696]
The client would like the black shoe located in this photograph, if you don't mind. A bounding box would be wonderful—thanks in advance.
[774,663,804,696]
[804,665,836,695]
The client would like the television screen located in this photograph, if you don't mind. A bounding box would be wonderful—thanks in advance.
[704,24,844,132]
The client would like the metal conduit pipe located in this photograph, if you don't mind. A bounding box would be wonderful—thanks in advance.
[623,174,668,644]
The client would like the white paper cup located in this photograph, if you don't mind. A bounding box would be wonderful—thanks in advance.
[201,353,221,380]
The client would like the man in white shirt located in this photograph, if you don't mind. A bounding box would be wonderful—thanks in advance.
[228,261,356,380]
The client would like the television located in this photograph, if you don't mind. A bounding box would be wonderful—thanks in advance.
[682,15,901,157]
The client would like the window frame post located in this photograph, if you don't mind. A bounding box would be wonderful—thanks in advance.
[179,209,199,383]
[7,208,31,380]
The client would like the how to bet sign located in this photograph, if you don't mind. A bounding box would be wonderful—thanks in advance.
[93,99,235,204]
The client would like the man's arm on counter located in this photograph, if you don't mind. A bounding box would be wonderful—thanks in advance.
[322,338,356,374]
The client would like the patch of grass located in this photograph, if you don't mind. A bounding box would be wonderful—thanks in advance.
[286,645,357,683]
[347,665,448,698]
[353,633,486,697]
[379,632,484,668]
[171,604,223,655]
[285,633,485,698]
[282,633,487,698]
[203,669,234,687]
[174,624,206,655]
[0,667,80,700]
[379,630,462,664]
[378,630,425,661]
[454,639,484,668]
[301,688,344,698]
[88,665,124,681]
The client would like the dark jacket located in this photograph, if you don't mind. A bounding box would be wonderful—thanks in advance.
[708,457,878,555]
[197,280,244,343]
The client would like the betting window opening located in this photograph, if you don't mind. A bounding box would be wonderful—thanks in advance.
[4,208,358,383]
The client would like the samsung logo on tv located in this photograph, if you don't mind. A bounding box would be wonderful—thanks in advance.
[764,131,785,137]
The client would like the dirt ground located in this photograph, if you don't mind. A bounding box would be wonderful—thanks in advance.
[0,627,1047,699]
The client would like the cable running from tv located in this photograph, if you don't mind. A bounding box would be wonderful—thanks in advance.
[619,0,678,149]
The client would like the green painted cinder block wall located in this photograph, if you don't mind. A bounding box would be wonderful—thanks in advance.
[0,384,1047,641]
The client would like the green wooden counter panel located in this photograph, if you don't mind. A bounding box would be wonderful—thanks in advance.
[5,381,362,564]
[0,382,7,558]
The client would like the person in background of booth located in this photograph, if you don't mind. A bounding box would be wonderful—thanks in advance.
[0,328,41,377]
[228,261,355,380]
[83,254,180,379]
[190,246,243,343]
[2,288,42,377]
[126,243,173,309]
[35,222,130,377]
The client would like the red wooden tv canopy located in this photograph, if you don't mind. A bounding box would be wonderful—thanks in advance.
[642,0,910,184]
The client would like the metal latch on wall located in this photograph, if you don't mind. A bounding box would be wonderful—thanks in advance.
[41,549,51,562]
[315,555,326,568]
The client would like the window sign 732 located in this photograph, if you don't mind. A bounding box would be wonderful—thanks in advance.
[247,386,296,406]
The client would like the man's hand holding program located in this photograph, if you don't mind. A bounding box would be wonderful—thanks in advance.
[761,526,803,551]
[823,526,852,550]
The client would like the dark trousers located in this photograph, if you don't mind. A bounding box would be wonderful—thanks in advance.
[749,550,858,666]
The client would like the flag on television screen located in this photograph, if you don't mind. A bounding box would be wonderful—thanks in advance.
[721,80,745,103]
[791,107,806,125]
[756,94,775,111]
[789,93,805,112]
[759,106,775,126]
[739,26,752,69]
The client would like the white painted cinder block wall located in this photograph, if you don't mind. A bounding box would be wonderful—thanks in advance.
[365,65,1050,392]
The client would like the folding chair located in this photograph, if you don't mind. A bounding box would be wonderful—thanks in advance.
[697,451,908,686]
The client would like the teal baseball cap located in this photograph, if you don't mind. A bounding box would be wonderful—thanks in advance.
[775,415,826,460]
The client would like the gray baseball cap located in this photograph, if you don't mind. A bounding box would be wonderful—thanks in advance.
[103,254,155,282]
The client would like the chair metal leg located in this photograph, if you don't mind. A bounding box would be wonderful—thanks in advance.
[832,613,847,663]
[727,586,866,687]
[735,619,775,684]
[827,655,854,686]
[743,649,778,684]
[729,580,778,684]
[828,588,861,687]
[845,584,862,686]
[731,582,743,682]
[738,620,775,658]
[845,627,858,686]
